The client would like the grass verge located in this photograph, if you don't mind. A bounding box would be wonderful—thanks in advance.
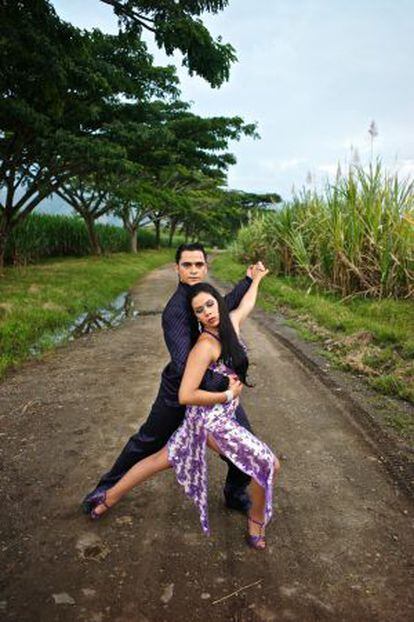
[0,250,173,379]
[212,253,414,417]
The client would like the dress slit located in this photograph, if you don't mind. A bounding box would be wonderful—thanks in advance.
[168,359,276,535]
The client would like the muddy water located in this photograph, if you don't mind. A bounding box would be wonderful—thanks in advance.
[30,292,162,356]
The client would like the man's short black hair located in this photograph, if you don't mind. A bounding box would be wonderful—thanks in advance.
[175,243,207,264]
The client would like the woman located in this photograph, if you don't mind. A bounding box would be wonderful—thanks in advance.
[89,267,279,550]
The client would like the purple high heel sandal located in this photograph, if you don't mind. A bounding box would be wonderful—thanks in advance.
[89,490,111,520]
[246,515,266,550]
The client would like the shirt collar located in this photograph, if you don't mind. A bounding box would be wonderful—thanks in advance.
[178,281,192,294]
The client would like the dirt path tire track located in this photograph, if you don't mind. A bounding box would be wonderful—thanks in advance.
[252,309,414,500]
[0,264,413,622]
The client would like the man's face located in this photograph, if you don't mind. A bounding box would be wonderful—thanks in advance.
[176,250,208,285]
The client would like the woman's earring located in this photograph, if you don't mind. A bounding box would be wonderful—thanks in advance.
[198,320,202,333]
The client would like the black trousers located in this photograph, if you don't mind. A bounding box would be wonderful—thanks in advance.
[97,391,252,494]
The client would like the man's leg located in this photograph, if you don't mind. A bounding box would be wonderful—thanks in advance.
[221,403,253,512]
[82,393,185,512]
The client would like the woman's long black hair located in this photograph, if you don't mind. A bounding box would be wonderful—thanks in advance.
[188,283,250,385]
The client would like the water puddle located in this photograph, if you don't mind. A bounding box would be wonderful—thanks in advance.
[30,292,162,355]
[71,292,136,337]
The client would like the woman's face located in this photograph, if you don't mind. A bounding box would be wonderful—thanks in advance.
[192,292,220,329]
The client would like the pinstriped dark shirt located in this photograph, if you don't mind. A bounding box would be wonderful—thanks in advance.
[160,277,252,406]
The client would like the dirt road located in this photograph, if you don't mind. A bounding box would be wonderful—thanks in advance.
[1,264,413,622]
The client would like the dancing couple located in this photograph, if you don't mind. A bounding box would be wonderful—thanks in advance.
[83,243,279,550]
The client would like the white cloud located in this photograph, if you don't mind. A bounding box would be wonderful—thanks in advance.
[259,158,307,172]
[318,163,339,176]
[279,158,307,171]
[391,159,414,179]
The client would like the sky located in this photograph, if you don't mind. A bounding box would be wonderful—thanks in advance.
[50,0,414,203]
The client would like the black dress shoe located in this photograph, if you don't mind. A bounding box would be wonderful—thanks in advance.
[224,491,251,514]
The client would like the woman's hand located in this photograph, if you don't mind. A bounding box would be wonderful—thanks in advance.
[251,261,269,283]
[228,375,244,398]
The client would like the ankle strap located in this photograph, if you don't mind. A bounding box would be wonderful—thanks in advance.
[248,515,265,527]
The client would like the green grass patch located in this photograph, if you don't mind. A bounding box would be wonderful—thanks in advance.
[212,252,414,404]
[384,411,414,437]
[0,250,173,379]
[213,253,413,350]
[370,375,414,403]
[285,319,321,342]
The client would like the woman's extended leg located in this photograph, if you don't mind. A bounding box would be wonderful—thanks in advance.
[207,432,280,548]
[92,446,171,517]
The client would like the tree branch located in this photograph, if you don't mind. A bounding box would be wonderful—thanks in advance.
[100,0,157,32]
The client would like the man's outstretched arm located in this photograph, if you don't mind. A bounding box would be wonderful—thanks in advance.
[223,261,268,311]
[224,275,252,311]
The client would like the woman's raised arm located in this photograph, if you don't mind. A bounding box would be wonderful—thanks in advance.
[230,264,269,330]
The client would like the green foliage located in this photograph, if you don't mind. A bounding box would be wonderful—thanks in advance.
[0,250,173,378]
[233,163,414,299]
[370,375,412,402]
[4,213,173,263]
[213,252,414,404]
[0,0,177,264]
[101,0,236,87]
[0,0,262,265]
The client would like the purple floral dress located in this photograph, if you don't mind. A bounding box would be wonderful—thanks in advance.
[168,357,276,535]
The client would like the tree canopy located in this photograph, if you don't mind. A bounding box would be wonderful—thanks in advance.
[99,0,236,87]
[0,0,281,264]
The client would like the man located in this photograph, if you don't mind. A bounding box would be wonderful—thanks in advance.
[83,242,256,513]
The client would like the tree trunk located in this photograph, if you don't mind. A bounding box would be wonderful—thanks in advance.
[184,222,190,243]
[130,227,138,253]
[0,217,11,270]
[84,215,101,255]
[154,218,161,249]
[0,234,6,270]
[168,220,177,248]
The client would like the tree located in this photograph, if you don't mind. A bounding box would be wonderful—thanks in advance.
[108,181,152,253]
[99,0,237,87]
[0,0,177,266]
[100,99,258,247]
[56,176,115,255]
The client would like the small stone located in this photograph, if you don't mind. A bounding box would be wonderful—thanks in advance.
[0,601,7,611]
[52,593,76,605]
[115,516,134,526]
[160,583,174,604]
[76,533,110,561]
[279,586,298,597]
[82,588,96,598]
[201,593,211,600]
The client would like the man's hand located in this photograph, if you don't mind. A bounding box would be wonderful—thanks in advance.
[228,375,243,398]
[247,261,268,281]
[246,264,255,279]
[251,262,269,282]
